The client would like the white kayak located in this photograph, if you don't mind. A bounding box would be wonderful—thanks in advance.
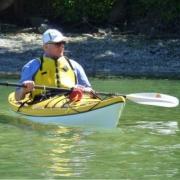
[8,92,126,128]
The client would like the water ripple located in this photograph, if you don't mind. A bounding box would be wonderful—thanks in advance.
[133,121,179,135]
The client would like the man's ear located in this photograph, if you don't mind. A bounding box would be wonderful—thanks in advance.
[43,44,48,51]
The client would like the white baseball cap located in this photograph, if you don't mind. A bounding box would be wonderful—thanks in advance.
[42,29,67,44]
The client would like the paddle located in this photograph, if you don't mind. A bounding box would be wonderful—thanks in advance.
[0,82,179,107]
[0,81,70,92]
[95,92,179,108]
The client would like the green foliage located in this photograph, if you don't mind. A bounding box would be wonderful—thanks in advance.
[22,0,180,32]
[51,0,115,23]
[131,0,180,23]
[24,0,114,23]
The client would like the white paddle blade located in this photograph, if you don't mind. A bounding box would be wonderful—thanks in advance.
[126,93,179,107]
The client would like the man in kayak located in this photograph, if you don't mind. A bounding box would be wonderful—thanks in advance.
[15,29,93,101]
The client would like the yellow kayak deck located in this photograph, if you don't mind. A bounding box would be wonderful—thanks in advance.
[8,92,125,117]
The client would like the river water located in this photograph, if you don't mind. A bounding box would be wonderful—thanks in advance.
[0,78,179,179]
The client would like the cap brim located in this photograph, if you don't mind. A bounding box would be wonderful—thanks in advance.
[52,36,68,43]
[44,37,68,44]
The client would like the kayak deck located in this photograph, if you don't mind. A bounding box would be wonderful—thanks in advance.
[8,92,125,128]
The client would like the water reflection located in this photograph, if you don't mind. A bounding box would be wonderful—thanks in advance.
[47,127,78,177]
[133,121,179,135]
[0,113,95,178]
[42,126,94,178]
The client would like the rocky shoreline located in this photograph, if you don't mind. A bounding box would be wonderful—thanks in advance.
[0,32,180,79]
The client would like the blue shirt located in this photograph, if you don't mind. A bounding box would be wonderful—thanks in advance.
[19,58,91,87]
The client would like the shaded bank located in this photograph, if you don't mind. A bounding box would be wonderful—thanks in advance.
[0,32,180,79]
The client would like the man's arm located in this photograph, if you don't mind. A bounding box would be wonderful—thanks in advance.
[15,59,40,101]
[70,59,91,87]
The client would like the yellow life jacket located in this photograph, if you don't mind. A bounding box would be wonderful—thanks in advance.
[31,56,77,99]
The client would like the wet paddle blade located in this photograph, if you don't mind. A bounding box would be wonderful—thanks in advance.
[126,93,179,107]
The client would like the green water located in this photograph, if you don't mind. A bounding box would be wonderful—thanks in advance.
[0,78,179,179]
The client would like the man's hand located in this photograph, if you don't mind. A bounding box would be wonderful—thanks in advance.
[73,85,98,99]
[15,80,35,101]
[22,80,35,93]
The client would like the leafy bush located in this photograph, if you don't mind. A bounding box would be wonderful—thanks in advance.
[130,0,180,23]
[24,0,114,24]
[21,0,180,33]
[51,0,115,23]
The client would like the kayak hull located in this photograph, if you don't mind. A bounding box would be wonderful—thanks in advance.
[21,103,124,128]
[8,92,125,128]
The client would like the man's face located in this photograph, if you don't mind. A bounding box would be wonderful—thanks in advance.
[43,42,65,58]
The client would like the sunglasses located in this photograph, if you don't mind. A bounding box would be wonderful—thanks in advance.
[48,41,66,46]
[55,41,66,46]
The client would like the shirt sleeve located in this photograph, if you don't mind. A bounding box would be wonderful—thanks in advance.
[19,59,40,84]
[70,59,91,87]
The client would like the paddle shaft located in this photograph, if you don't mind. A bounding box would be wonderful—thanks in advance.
[0,82,72,93]
[0,81,125,96]
[96,91,126,97]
